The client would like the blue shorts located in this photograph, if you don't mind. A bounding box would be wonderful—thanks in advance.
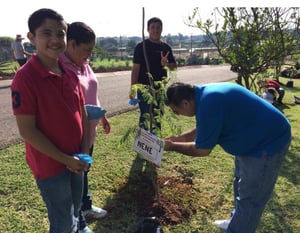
[37,170,83,233]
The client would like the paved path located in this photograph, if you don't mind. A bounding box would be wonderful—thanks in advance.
[0,65,236,149]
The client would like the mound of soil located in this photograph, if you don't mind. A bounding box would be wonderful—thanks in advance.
[111,168,196,226]
[150,176,196,225]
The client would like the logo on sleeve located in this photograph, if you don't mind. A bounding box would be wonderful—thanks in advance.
[12,91,21,109]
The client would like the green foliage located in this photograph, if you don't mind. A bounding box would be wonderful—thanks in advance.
[119,68,180,151]
[188,7,300,89]
[0,61,18,75]
[1,79,300,232]
[130,69,180,136]
[90,58,133,70]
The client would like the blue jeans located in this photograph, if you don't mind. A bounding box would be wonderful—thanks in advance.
[226,142,290,233]
[37,170,83,233]
[79,146,94,230]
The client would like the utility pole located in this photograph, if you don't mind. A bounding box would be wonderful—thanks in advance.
[190,33,193,57]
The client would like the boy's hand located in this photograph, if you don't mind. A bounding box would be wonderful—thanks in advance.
[100,117,111,134]
[67,156,89,174]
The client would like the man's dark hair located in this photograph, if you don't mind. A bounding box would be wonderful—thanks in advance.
[28,8,66,34]
[67,22,96,45]
[147,17,163,29]
[165,82,195,107]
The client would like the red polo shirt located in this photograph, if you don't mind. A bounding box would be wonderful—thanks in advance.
[11,54,85,180]
[266,80,281,90]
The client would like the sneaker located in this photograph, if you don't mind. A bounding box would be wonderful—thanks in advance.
[79,226,94,233]
[83,205,107,219]
[213,219,231,230]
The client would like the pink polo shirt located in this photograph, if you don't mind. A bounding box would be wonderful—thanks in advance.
[11,54,85,180]
[60,54,100,147]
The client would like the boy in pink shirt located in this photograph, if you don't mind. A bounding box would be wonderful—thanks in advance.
[60,21,110,233]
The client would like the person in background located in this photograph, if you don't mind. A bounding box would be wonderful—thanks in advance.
[60,21,110,233]
[11,8,90,233]
[261,87,276,105]
[130,17,177,132]
[163,82,291,233]
[11,34,31,66]
[258,79,285,104]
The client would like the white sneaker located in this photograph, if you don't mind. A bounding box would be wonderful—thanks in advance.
[213,219,231,230]
[83,205,107,219]
[79,226,94,233]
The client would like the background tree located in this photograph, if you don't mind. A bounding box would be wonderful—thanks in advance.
[187,7,300,89]
[127,39,137,55]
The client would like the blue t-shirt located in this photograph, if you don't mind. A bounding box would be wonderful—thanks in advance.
[194,82,291,157]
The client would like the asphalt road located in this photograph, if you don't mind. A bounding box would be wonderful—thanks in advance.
[0,65,236,149]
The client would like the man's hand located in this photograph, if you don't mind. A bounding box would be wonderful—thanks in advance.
[129,84,137,99]
[161,51,169,66]
[163,139,173,151]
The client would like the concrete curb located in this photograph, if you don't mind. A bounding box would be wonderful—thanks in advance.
[0,79,12,89]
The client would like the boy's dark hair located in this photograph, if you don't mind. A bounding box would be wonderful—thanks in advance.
[67,22,96,45]
[165,82,195,107]
[28,8,66,34]
[147,17,163,29]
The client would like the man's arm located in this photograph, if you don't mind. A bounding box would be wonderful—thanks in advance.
[80,105,90,155]
[129,63,140,99]
[131,63,140,85]
[21,45,31,57]
[167,62,177,71]
[164,140,212,157]
[164,127,212,157]
[167,127,197,142]
[10,47,16,61]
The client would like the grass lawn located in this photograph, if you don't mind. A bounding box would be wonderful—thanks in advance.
[0,78,299,233]
[0,61,19,76]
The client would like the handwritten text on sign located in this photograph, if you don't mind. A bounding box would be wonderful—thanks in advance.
[132,127,164,167]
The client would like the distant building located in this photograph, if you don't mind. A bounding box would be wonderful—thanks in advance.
[173,47,219,60]
[172,48,189,59]
[116,47,128,57]
[190,47,219,58]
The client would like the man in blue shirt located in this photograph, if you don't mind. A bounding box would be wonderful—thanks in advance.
[164,82,291,233]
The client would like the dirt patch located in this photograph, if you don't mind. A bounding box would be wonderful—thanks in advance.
[150,176,196,225]
[110,169,197,226]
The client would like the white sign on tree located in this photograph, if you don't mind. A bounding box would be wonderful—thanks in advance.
[132,127,164,167]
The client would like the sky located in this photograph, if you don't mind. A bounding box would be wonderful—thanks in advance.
[0,0,298,41]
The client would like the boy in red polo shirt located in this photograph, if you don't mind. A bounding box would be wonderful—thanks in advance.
[11,8,89,233]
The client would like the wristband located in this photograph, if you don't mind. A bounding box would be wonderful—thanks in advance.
[129,98,140,105]
[74,153,93,164]
[85,105,107,120]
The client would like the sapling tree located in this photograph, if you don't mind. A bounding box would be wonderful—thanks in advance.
[119,8,179,208]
